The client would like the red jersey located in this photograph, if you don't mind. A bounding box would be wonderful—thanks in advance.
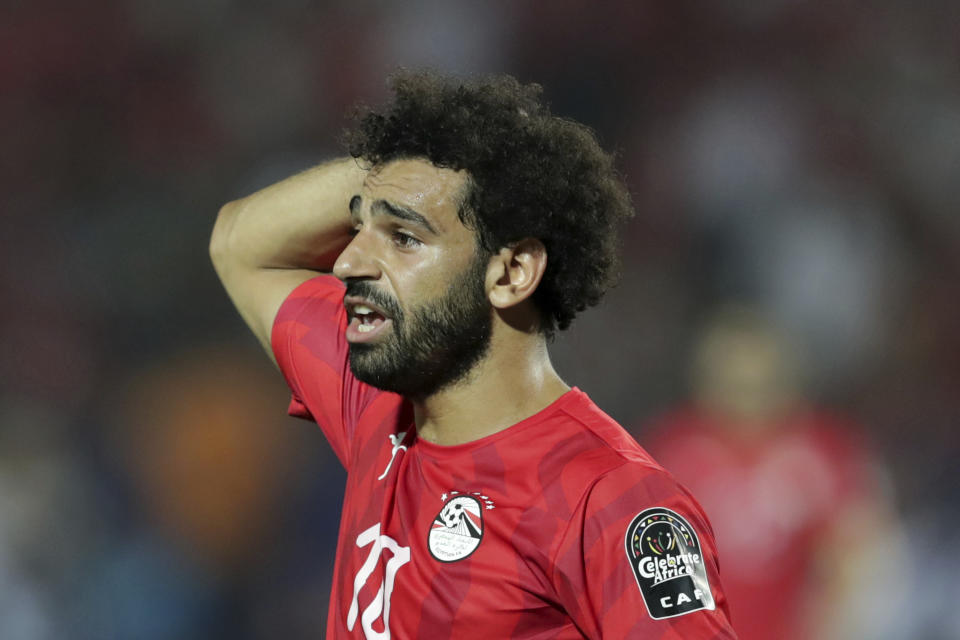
[273,276,736,639]
[644,408,876,640]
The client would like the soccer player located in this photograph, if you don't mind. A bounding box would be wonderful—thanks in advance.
[643,307,901,640]
[210,71,736,639]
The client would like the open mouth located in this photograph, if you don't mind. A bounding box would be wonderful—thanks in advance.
[344,296,395,343]
[350,303,387,333]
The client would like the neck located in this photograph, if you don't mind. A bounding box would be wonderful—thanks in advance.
[413,330,569,446]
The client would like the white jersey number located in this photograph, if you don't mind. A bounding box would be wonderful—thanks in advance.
[347,522,411,639]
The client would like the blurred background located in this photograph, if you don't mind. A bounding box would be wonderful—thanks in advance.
[2,1,958,638]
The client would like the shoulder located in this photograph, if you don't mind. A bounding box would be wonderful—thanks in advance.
[532,391,708,536]
[270,273,351,408]
[551,392,715,530]
[273,274,346,333]
[538,389,667,488]
[549,439,730,632]
[582,459,709,529]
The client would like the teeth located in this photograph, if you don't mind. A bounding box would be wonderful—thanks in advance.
[354,304,373,316]
[357,324,375,333]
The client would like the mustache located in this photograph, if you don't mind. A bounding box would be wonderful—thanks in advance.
[344,281,403,319]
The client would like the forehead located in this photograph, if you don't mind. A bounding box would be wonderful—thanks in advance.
[361,158,469,232]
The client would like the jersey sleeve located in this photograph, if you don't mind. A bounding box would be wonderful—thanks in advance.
[270,274,387,469]
[550,462,737,639]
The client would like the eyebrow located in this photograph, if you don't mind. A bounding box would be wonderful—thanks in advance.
[370,199,438,235]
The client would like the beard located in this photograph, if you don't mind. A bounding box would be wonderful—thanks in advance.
[345,254,493,398]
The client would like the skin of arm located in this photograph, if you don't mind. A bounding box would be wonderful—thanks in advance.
[209,157,367,360]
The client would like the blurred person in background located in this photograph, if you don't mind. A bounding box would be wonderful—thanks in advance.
[210,70,737,639]
[0,401,98,640]
[77,346,343,639]
[642,306,905,640]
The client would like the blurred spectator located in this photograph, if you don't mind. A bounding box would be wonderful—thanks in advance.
[641,306,906,640]
[75,345,344,639]
[0,400,100,640]
[669,76,906,394]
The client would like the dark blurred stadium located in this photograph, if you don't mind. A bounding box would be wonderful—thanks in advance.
[2,1,958,638]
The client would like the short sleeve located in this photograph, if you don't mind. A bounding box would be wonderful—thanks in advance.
[551,462,737,639]
[270,274,388,469]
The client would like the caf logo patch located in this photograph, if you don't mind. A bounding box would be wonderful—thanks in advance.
[428,494,484,562]
[625,507,716,619]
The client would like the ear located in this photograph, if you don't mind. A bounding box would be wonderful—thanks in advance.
[486,238,547,310]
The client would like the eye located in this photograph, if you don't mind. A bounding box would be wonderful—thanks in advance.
[392,231,422,249]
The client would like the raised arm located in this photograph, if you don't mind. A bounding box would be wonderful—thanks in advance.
[209,157,367,360]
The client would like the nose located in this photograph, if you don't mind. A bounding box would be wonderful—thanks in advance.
[332,231,381,281]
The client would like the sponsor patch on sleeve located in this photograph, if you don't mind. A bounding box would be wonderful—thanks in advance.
[624,507,716,619]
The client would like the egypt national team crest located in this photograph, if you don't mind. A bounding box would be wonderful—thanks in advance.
[428,492,493,562]
[625,507,716,619]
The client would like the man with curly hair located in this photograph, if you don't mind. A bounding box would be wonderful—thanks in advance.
[211,71,736,639]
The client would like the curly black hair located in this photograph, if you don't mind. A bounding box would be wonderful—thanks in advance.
[344,70,634,335]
